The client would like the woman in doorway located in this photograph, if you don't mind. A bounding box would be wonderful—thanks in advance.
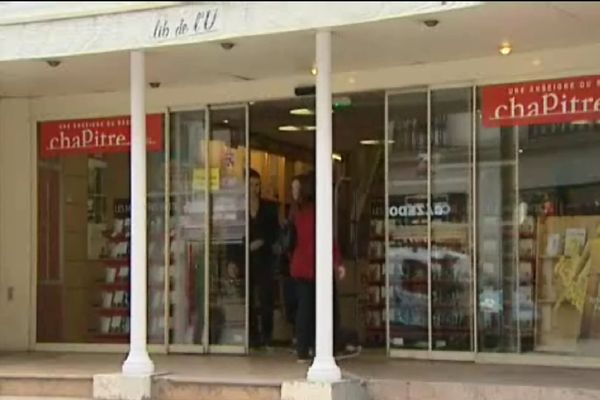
[248,168,279,349]
[290,172,346,363]
[276,176,302,337]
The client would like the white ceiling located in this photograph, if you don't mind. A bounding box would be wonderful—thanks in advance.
[2,2,600,97]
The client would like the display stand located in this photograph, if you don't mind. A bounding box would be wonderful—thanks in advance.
[535,215,600,353]
[95,220,131,343]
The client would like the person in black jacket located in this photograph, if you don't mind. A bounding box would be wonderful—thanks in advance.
[248,169,279,348]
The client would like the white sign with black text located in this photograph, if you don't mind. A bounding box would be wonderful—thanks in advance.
[151,6,221,41]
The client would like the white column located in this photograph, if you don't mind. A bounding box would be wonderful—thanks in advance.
[122,50,155,376]
[307,30,342,383]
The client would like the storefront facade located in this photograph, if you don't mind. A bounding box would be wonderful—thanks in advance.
[3,1,600,377]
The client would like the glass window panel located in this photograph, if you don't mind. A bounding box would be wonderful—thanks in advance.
[168,110,208,346]
[208,107,248,347]
[477,87,523,353]
[387,91,429,350]
[430,87,473,351]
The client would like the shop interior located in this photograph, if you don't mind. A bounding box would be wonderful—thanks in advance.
[478,116,600,357]
[247,92,386,349]
[36,84,600,358]
[36,91,389,350]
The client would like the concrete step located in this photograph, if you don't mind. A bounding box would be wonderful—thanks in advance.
[0,397,91,400]
[154,378,281,400]
[365,379,600,400]
[0,377,92,399]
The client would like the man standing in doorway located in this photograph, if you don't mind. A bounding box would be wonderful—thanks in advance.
[248,169,279,349]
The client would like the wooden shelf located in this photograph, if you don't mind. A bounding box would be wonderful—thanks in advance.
[99,259,130,267]
[102,232,129,242]
[95,308,129,316]
[99,283,129,291]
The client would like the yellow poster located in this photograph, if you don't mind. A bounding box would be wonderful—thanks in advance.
[192,168,220,191]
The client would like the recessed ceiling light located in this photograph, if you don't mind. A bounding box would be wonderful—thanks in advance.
[423,19,439,28]
[311,65,318,76]
[348,76,356,85]
[360,139,395,146]
[499,42,512,56]
[332,153,343,162]
[278,125,302,132]
[532,58,541,67]
[290,108,315,116]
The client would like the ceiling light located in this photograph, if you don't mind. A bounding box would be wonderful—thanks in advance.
[348,76,356,85]
[499,42,512,56]
[220,42,235,50]
[423,19,439,28]
[290,108,315,116]
[278,125,302,132]
[304,126,316,131]
[360,139,395,146]
[311,65,318,76]
[332,153,343,162]
[532,58,541,67]
[518,148,524,154]
[223,119,229,124]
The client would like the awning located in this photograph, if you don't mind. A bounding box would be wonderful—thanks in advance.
[0,2,481,62]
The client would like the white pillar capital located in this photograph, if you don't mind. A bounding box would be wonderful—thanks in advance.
[122,50,154,376]
[307,29,342,383]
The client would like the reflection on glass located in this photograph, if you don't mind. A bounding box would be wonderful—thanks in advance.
[387,91,429,350]
[477,88,520,353]
[169,110,207,345]
[37,125,166,344]
[517,121,600,355]
[208,107,247,347]
[430,88,473,351]
[147,139,167,345]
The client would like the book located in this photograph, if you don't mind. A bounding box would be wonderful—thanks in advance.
[564,228,587,257]
[546,233,562,257]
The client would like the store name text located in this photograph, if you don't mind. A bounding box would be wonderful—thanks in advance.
[152,7,220,41]
[40,115,163,158]
[482,75,600,127]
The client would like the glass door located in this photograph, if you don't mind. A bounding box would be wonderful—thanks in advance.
[386,90,430,352]
[386,87,474,358]
[168,109,210,353]
[168,104,249,354]
[206,105,249,353]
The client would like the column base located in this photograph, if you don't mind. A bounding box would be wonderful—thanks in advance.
[122,351,155,376]
[307,357,342,382]
[282,379,367,400]
[93,373,153,400]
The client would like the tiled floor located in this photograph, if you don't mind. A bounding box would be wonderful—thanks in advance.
[0,350,599,390]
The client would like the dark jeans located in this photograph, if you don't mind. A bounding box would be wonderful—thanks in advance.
[295,279,315,357]
[282,276,298,326]
[294,278,341,357]
[249,277,274,347]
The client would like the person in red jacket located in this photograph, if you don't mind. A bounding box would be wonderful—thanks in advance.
[290,172,346,362]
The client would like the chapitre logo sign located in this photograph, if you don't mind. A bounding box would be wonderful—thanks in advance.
[482,75,600,127]
[40,114,164,158]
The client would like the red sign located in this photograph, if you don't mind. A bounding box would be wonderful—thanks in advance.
[482,75,600,127]
[40,114,164,158]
